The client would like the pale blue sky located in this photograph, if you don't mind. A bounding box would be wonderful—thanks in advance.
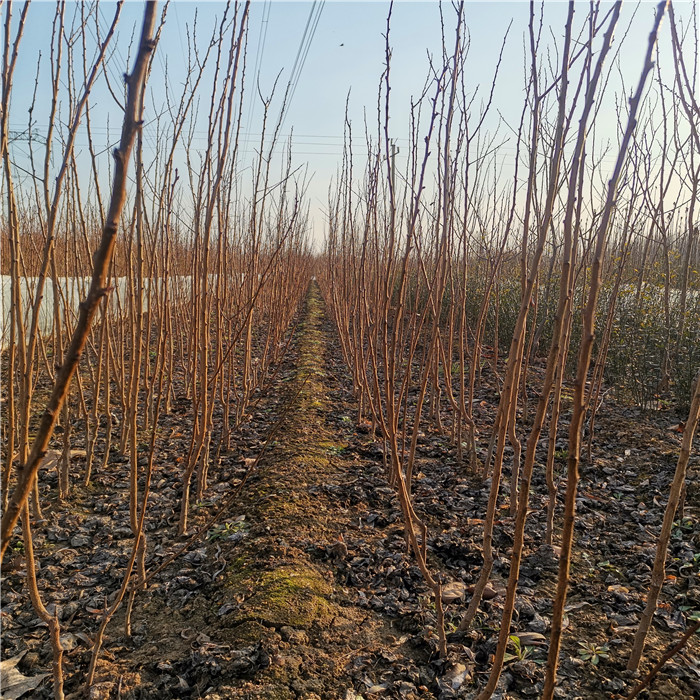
[6,1,696,243]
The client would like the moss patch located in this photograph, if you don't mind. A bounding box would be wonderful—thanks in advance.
[221,620,278,646]
[232,565,333,629]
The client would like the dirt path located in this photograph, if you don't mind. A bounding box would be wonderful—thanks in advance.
[108,282,407,699]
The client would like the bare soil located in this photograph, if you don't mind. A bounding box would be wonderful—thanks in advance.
[2,284,699,699]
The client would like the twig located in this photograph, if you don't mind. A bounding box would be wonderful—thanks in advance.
[626,619,700,699]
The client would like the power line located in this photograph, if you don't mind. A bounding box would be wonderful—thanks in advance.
[8,121,414,145]
[243,0,271,143]
[279,1,326,135]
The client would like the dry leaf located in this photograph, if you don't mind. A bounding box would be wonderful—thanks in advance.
[0,652,50,699]
[443,662,470,689]
[516,632,547,646]
[441,581,467,603]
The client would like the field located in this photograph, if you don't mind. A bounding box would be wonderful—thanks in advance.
[2,2,700,700]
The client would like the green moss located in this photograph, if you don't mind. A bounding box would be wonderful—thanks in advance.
[223,556,252,593]
[226,561,335,629]
[222,620,274,645]
[255,690,295,700]
[317,440,347,454]
[253,567,333,627]
[292,454,329,469]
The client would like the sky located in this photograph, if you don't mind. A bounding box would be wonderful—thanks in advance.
[6,1,698,246]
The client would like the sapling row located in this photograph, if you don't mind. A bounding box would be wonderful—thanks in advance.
[322,1,699,697]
